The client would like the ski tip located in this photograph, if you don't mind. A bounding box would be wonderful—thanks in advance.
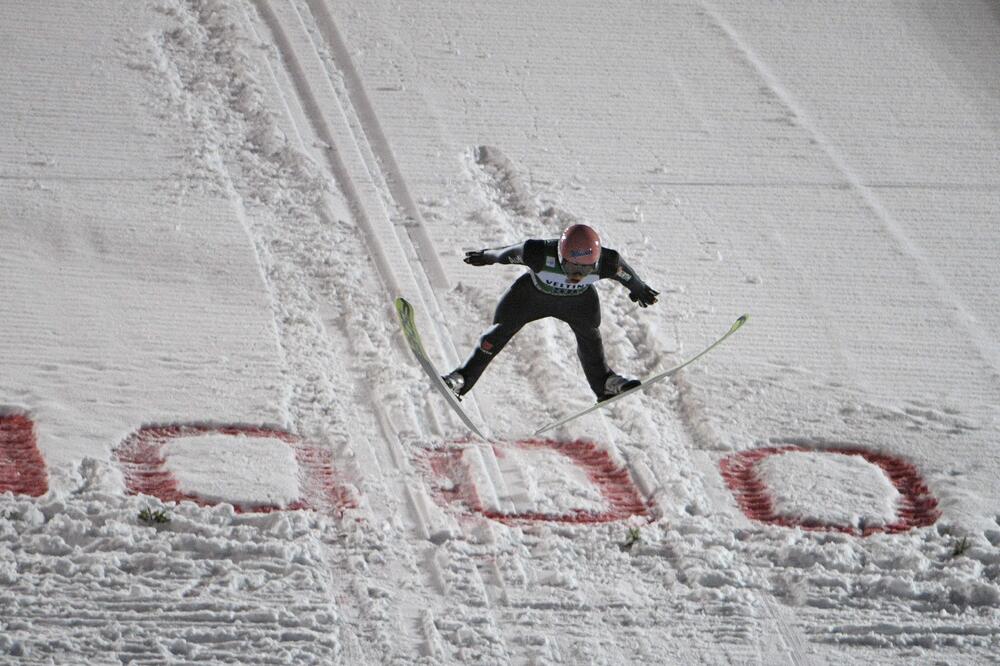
[734,313,749,328]
[395,297,412,317]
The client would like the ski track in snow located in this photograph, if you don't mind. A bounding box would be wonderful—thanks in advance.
[700,0,1000,381]
[237,0,517,659]
[2,0,1000,664]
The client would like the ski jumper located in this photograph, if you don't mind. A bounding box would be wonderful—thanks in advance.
[455,239,653,398]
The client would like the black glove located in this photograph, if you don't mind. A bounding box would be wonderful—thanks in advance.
[629,284,659,307]
[464,249,492,266]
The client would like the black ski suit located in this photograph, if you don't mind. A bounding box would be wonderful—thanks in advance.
[455,239,658,399]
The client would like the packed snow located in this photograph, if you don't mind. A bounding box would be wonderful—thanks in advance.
[756,450,901,529]
[163,434,302,508]
[2,0,999,664]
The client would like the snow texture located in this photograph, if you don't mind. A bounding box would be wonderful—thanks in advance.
[164,434,301,508]
[2,0,999,663]
[757,450,901,528]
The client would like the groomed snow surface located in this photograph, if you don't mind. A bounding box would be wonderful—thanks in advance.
[2,0,999,663]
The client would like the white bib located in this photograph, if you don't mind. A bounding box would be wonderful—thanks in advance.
[530,269,600,296]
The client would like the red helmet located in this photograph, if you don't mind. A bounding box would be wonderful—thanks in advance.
[558,224,601,266]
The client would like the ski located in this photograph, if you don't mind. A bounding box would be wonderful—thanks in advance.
[534,314,749,435]
[395,297,490,441]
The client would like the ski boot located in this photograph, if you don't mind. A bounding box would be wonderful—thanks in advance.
[442,370,465,400]
[598,373,641,402]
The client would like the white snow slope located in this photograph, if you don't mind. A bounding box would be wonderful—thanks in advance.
[2,0,999,664]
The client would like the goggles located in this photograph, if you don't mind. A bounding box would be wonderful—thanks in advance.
[562,260,596,277]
